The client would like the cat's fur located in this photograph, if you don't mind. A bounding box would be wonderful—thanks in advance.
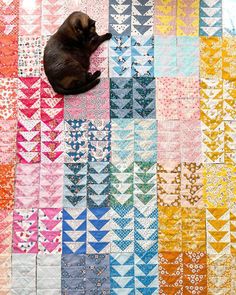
[43,11,112,95]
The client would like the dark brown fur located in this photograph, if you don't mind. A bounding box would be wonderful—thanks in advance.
[43,11,112,95]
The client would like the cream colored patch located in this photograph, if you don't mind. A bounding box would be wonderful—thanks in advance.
[80,14,89,29]
[60,76,76,89]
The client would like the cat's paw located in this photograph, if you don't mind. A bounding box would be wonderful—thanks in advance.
[94,70,101,78]
[105,33,112,40]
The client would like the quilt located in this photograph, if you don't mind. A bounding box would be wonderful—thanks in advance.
[0,0,236,294]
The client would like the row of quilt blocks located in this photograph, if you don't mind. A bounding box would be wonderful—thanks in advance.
[5,77,235,166]
[110,0,234,37]
[1,252,235,294]
[12,161,235,211]
[2,0,235,40]
[0,205,235,255]
[2,252,236,294]
[3,33,236,79]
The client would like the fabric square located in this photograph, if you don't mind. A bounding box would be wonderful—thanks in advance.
[177,0,199,36]
[17,77,40,120]
[181,120,202,163]
[159,252,183,294]
[223,79,236,121]
[40,163,63,208]
[64,94,87,120]
[86,254,110,294]
[37,254,61,295]
[223,37,236,81]
[64,120,88,164]
[0,210,12,254]
[223,0,236,36]
[64,163,87,208]
[158,121,181,163]
[154,0,177,36]
[0,77,18,120]
[0,165,15,210]
[182,207,206,252]
[154,36,177,77]
[13,209,38,253]
[111,119,134,164]
[19,0,41,36]
[110,162,134,207]
[131,36,154,77]
[134,162,157,207]
[200,36,222,79]
[87,162,110,208]
[183,252,207,294]
[61,254,86,294]
[0,254,11,293]
[207,254,231,294]
[41,119,64,163]
[0,35,18,77]
[41,0,65,35]
[200,0,222,36]
[87,0,109,34]
[134,252,158,294]
[224,120,236,165]
[89,41,108,77]
[158,207,182,251]
[133,77,156,118]
[134,119,157,162]
[62,208,86,254]
[17,119,41,163]
[88,120,111,162]
[38,208,62,254]
[86,78,110,120]
[11,254,36,294]
[157,162,181,206]
[110,206,134,253]
[110,78,133,119]
[177,37,199,77]
[109,35,131,77]
[87,207,110,253]
[109,0,131,35]
[110,253,134,294]
[181,162,203,207]
[206,208,230,255]
[134,206,158,252]
[131,0,153,36]
[0,118,17,163]
[15,163,40,208]
[203,164,235,207]
[18,36,41,77]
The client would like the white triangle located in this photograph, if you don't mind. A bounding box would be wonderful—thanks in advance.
[66,231,84,242]
[65,242,84,252]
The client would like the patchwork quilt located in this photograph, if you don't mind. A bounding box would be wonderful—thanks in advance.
[0,0,236,294]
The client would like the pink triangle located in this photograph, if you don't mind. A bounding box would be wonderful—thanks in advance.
[41,242,60,253]
[41,208,61,219]
[40,230,61,241]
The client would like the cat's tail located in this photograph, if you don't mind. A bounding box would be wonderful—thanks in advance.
[52,79,100,95]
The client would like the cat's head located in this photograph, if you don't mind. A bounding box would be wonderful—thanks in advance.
[67,11,96,42]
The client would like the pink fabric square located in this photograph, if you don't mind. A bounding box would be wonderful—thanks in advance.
[86,78,110,120]
[13,209,38,253]
[158,121,181,163]
[180,120,202,163]
[38,208,62,253]
[39,163,63,208]
[0,210,13,254]
[15,164,40,209]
